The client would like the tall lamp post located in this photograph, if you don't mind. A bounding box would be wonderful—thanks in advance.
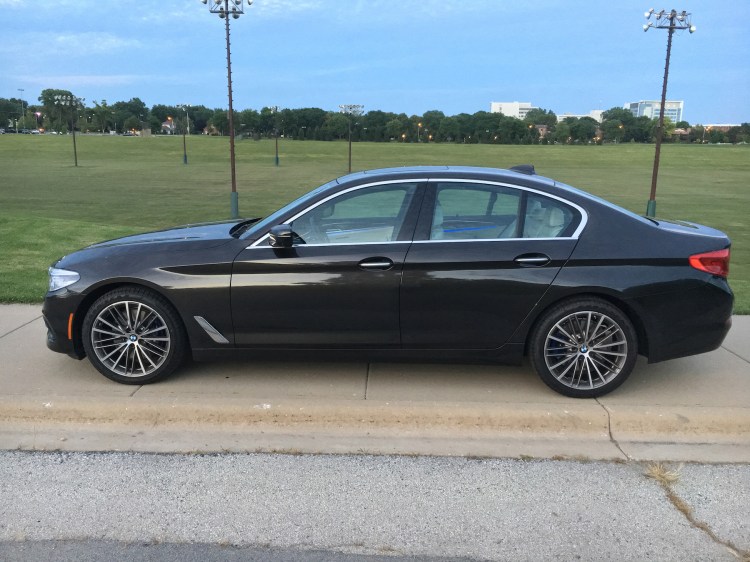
[178,104,190,164]
[270,106,280,166]
[17,88,24,133]
[54,94,82,167]
[339,104,364,174]
[643,8,695,218]
[200,0,253,219]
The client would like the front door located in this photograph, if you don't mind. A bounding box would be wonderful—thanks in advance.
[231,182,423,347]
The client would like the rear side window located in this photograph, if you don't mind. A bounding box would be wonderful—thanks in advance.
[430,182,579,240]
[522,194,576,238]
[431,183,521,240]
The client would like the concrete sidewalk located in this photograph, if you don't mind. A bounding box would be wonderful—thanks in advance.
[1,305,748,462]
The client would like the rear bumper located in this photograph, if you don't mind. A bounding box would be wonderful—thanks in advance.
[632,279,733,364]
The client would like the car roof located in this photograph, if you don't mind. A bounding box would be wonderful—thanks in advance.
[336,165,557,188]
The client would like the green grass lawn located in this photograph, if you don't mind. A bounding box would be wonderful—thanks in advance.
[1,134,748,312]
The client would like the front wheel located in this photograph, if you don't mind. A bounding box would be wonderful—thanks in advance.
[529,298,638,398]
[82,287,187,384]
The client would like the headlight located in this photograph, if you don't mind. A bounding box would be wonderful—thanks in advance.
[48,267,80,292]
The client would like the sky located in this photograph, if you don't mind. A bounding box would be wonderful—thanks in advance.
[1,0,748,125]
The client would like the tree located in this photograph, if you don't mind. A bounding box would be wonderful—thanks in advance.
[322,112,349,140]
[209,110,229,135]
[237,108,260,136]
[552,121,572,144]
[524,108,557,130]
[727,123,750,144]
[385,118,405,140]
[421,110,445,141]
[0,97,27,131]
[123,115,140,133]
[601,107,636,142]
[438,117,459,142]
[631,116,656,143]
[38,88,78,132]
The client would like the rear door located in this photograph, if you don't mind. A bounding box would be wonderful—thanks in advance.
[400,180,583,349]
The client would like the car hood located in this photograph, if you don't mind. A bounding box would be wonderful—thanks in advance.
[88,220,242,249]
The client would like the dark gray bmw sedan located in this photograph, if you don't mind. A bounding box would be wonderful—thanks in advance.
[44,166,733,397]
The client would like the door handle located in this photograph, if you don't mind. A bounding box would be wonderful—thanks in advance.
[514,253,551,267]
[359,257,394,271]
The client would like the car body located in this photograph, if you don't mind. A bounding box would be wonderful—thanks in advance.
[43,166,733,397]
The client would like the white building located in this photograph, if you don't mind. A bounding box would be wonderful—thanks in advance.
[490,102,538,120]
[625,100,684,123]
[557,110,605,123]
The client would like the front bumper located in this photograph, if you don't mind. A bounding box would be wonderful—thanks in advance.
[43,292,86,359]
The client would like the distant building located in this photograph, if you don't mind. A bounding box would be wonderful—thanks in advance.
[557,110,605,123]
[625,100,684,123]
[703,124,740,132]
[490,101,538,120]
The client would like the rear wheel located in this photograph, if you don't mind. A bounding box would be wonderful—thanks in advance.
[529,298,637,398]
[82,287,186,384]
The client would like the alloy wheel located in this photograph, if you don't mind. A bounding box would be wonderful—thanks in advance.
[543,310,628,390]
[90,300,171,377]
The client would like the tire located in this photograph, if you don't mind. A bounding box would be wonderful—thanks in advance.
[529,298,638,398]
[82,287,187,384]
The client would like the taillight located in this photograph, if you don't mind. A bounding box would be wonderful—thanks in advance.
[689,248,730,278]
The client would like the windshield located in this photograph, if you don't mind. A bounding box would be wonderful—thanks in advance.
[241,179,339,239]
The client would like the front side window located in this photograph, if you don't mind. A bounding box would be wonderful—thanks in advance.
[290,183,418,245]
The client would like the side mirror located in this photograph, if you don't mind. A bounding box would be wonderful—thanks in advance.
[269,224,294,248]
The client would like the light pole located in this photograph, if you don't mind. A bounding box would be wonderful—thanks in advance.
[270,106,280,166]
[417,122,422,142]
[643,8,695,217]
[17,88,24,133]
[339,104,364,173]
[53,94,82,166]
[201,0,253,219]
[179,104,190,164]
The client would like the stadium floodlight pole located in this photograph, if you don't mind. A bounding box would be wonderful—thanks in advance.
[643,8,695,218]
[339,104,364,173]
[201,0,253,219]
[53,94,82,167]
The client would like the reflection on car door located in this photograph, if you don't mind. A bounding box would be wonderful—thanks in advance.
[231,182,424,347]
[400,181,580,349]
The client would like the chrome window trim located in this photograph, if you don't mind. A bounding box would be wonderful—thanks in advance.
[247,241,413,250]
[248,179,427,249]
[411,237,576,245]
[427,178,588,239]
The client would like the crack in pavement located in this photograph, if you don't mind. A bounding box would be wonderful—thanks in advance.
[646,465,749,561]
[0,315,43,340]
[721,344,750,365]
[595,398,630,460]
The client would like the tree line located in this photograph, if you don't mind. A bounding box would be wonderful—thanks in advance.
[2,89,748,145]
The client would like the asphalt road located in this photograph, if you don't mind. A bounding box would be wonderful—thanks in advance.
[1,451,747,561]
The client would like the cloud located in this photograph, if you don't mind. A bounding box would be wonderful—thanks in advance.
[50,32,143,56]
[0,32,142,59]
[17,74,143,89]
